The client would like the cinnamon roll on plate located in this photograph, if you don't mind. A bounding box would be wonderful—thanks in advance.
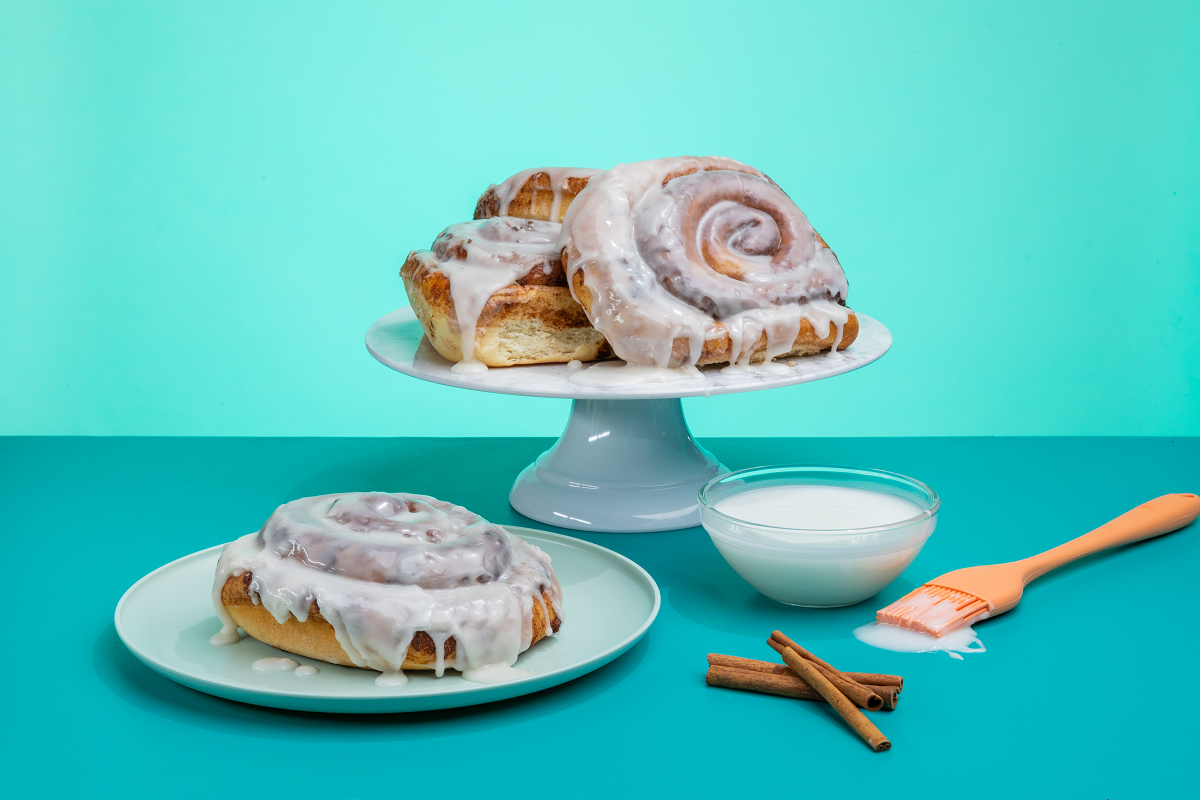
[212,492,563,686]
[402,168,608,374]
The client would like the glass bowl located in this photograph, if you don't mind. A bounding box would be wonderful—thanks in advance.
[698,465,940,607]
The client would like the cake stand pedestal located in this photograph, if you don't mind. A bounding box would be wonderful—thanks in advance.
[366,308,891,532]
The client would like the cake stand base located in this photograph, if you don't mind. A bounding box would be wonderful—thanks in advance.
[509,398,725,533]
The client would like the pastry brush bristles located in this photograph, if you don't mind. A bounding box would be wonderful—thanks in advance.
[876,584,990,637]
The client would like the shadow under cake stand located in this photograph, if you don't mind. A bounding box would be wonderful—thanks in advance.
[366,308,892,533]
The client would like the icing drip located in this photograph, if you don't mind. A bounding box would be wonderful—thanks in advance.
[431,631,452,677]
[406,218,563,374]
[375,671,408,688]
[491,167,604,220]
[210,626,241,645]
[212,492,563,682]
[560,156,851,369]
[827,316,846,358]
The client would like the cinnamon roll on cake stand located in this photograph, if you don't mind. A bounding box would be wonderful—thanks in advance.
[365,308,891,533]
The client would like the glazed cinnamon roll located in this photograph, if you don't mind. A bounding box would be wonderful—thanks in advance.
[402,216,611,373]
[474,167,602,223]
[561,156,858,370]
[212,492,563,684]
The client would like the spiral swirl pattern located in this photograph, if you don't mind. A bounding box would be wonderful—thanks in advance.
[260,492,514,589]
[427,217,563,277]
[562,156,853,369]
[213,492,562,675]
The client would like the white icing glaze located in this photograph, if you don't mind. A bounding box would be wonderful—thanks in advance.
[560,156,851,369]
[407,218,563,373]
[212,492,563,683]
[853,622,986,660]
[713,485,924,531]
[490,167,604,220]
[293,665,319,676]
[375,671,408,688]
[209,627,242,645]
[461,663,534,684]
[568,361,702,388]
[450,360,489,376]
[253,657,299,672]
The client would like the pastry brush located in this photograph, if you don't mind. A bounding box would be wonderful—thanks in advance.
[876,493,1200,637]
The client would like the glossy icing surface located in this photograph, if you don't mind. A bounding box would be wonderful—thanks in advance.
[212,492,563,681]
[560,156,852,369]
[407,217,564,374]
[853,621,987,660]
[491,167,603,221]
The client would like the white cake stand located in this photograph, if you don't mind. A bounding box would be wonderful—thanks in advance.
[366,308,892,533]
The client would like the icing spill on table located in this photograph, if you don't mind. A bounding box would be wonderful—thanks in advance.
[853,622,986,660]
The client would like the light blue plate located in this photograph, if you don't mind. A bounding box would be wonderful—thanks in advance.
[115,527,659,713]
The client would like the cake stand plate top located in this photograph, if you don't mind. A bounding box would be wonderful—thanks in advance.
[365,307,892,400]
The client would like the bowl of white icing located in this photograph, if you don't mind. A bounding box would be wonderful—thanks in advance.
[698,465,939,607]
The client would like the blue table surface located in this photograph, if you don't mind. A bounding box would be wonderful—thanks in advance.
[4,436,1197,798]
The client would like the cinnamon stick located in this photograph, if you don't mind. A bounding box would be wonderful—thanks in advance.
[766,638,883,711]
[770,630,904,690]
[780,647,892,752]
[706,653,903,692]
[706,664,900,710]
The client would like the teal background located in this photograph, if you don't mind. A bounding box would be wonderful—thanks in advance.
[2,0,1198,437]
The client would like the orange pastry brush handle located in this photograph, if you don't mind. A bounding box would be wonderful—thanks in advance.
[1012,493,1200,585]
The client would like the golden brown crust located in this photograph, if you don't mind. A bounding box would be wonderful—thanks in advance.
[570,270,857,366]
[474,172,594,222]
[221,572,560,670]
[401,252,613,367]
[420,162,854,370]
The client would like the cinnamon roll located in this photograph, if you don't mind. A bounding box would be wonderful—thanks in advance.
[561,156,859,370]
[474,167,602,223]
[402,216,611,373]
[212,492,563,684]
